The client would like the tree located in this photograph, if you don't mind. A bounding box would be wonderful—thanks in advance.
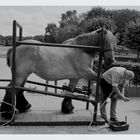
[111,9,140,44]
[79,7,117,43]
[55,24,81,43]
[80,16,117,34]
[0,35,5,45]
[84,6,112,19]
[55,10,82,43]
[4,36,13,46]
[59,10,80,28]
[124,19,140,62]
[34,35,45,42]
[44,23,57,43]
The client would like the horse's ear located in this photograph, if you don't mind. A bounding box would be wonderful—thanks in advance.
[97,28,107,34]
[97,28,102,33]
[101,27,107,34]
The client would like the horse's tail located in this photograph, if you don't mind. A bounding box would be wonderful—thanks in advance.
[6,48,12,67]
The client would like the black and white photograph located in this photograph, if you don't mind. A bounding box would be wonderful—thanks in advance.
[0,0,140,136]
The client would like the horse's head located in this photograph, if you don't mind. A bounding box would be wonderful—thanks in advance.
[97,28,116,66]
[75,28,116,66]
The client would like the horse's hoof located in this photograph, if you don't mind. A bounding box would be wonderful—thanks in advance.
[61,104,74,114]
[18,104,31,113]
[1,111,14,120]
[62,108,74,114]
[65,110,74,114]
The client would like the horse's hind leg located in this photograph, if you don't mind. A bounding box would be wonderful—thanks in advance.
[61,79,78,114]
[0,82,14,119]
[16,79,31,113]
[0,73,31,119]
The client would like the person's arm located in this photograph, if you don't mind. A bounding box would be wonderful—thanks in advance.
[119,79,129,96]
[121,87,125,96]
[113,86,129,102]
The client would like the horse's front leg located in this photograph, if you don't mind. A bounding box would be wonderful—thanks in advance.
[84,67,98,81]
[16,79,31,113]
[61,79,78,114]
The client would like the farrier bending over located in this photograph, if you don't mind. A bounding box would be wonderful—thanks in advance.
[99,67,134,123]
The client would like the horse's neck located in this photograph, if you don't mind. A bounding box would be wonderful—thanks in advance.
[75,33,93,46]
[82,52,96,68]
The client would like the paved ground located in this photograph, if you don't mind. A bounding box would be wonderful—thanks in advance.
[0,58,140,134]
[0,93,140,134]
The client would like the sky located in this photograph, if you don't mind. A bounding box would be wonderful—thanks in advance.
[0,6,94,36]
[0,0,140,36]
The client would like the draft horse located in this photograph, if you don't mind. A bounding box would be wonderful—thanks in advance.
[0,28,116,119]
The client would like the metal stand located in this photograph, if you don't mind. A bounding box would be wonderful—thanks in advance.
[0,20,105,126]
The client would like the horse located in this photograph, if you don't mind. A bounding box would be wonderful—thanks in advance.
[0,28,116,119]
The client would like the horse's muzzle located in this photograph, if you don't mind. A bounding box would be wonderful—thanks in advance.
[106,57,115,65]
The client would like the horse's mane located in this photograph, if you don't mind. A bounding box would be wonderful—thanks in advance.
[75,28,116,55]
[75,29,102,55]
[75,31,98,46]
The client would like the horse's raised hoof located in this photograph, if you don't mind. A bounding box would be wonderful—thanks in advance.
[17,103,32,113]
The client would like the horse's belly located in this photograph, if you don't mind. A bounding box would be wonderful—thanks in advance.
[35,59,79,80]
[30,46,88,81]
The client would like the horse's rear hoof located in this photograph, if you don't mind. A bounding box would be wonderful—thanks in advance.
[18,103,31,113]
[61,107,74,114]
[1,112,14,120]
[61,103,74,114]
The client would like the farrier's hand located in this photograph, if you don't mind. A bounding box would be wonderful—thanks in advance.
[122,96,130,102]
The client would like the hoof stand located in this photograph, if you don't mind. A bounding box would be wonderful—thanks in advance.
[109,121,129,131]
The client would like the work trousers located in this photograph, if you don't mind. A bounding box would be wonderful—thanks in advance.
[100,92,117,120]
[99,78,118,120]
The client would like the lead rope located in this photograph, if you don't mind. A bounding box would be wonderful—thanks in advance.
[0,101,16,128]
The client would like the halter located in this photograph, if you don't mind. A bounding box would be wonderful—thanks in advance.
[98,28,114,54]
[102,47,114,63]
[102,48,113,53]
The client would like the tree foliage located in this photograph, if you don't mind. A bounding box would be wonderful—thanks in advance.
[111,9,140,44]
[44,23,57,43]
[1,6,140,48]
[84,6,112,19]
[55,24,81,43]
[4,36,13,46]
[0,35,5,45]
[124,19,140,50]
[80,16,117,33]
[123,19,140,62]
[59,10,80,28]
[34,35,45,42]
